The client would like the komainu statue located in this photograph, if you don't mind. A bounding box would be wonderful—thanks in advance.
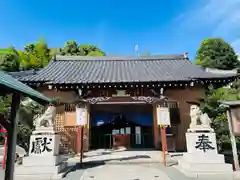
[34,104,56,129]
[200,113,212,128]
[189,104,201,129]
[188,104,213,132]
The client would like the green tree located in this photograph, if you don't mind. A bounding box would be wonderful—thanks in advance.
[0,97,44,151]
[60,40,79,56]
[34,38,51,67]
[0,47,20,72]
[17,99,44,151]
[19,51,31,70]
[200,84,240,151]
[20,38,52,70]
[24,43,35,53]
[195,38,240,70]
[60,41,106,56]
[0,95,11,115]
[0,39,52,149]
[79,44,106,56]
[196,37,240,152]
[87,51,105,56]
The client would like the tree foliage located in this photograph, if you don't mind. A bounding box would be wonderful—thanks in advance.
[19,38,52,70]
[200,83,240,151]
[195,38,240,70]
[17,99,44,150]
[196,37,240,151]
[0,47,20,72]
[0,38,106,148]
[60,40,106,56]
[0,38,52,71]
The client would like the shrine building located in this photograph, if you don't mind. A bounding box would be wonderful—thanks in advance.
[11,54,237,153]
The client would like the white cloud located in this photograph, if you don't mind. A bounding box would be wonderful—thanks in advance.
[174,0,240,52]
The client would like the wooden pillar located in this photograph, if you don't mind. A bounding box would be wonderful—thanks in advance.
[153,104,160,149]
[76,103,90,153]
[76,126,81,155]
[5,93,20,180]
[84,104,90,151]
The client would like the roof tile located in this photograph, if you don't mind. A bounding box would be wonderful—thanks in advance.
[17,55,235,84]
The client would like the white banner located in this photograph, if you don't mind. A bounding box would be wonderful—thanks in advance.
[135,126,141,145]
[125,127,131,134]
[157,107,171,126]
[76,107,87,125]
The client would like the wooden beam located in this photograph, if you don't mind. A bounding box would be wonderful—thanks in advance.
[4,93,20,180]
[153,104,159,149]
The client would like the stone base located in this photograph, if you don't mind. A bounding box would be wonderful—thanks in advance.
[32,127,56,135]
[178,153,233,179]
[177,132,234,179]
[15,156,69,180]
[187,127,214,133]
[15,132,69,180]
[22,155,67,166]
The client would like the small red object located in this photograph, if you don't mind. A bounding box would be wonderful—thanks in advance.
[2,132,8,169]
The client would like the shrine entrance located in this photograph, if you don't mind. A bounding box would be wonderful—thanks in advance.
[90,104,154,149]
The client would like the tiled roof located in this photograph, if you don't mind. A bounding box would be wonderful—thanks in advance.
[8,70,37,77]
[0,71,52,104]
[17,55,236,84]
[220,100,240,107]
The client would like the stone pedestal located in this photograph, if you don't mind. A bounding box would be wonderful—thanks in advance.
[178,131,233,179]
[15,129,69,180]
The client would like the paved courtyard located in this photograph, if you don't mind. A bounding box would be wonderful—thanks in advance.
[64,149,237,180]
[0,148,239,180]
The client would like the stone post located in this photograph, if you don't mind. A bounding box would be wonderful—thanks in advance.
[15,105,69,180]
[177,104,233,179]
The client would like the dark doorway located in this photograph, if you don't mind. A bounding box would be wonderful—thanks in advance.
[90,104,154,149]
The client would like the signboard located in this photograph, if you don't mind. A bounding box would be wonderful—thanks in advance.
[76,108,87,126]
[230,107,240,135]
[157,107,171,126]
[112,129,119,135]
[135,126,141,145]
[112,90,130,97]
[120,128,125,134]
[125,127,131,134]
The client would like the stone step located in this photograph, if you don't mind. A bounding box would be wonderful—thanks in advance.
[178,158,233,172]
[22,155,65,166]
[15,163,73,180]
[176,167,234,180]
[14,173,64,180]
[15,162,67,175]
[181,153,226,164]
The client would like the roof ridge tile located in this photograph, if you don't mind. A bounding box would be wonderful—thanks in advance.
[54,54,186,61]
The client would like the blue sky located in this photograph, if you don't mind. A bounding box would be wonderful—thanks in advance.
[1,0,240,59]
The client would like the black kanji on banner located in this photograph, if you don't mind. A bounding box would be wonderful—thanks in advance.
[195,134,215,153]
[31,137,53,154]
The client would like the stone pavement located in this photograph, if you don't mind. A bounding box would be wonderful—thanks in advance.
[0,148,240,180]
[0,168,4,179]
[80,164,172,180]
[68,163,237,180]
[80,148,175,164]
[64,149,238,180]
